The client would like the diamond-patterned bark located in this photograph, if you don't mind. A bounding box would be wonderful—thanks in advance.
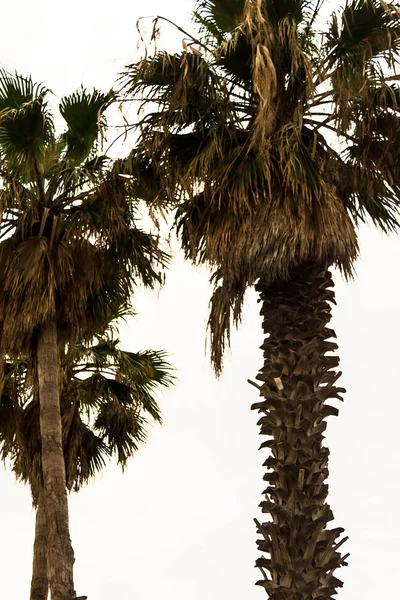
[252,264,348,599]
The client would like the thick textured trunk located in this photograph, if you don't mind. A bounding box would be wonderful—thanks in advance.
[30,486,49,600]
[37,316,76,600]
[252,264,348,599]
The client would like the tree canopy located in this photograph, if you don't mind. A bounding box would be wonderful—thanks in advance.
[122,0,400,372]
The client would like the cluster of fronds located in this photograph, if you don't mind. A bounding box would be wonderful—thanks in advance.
[122,0,400,373]
[0,334,174,503]
[0,70,169,356]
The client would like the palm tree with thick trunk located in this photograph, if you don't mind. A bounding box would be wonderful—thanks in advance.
[0,333,173,600]
[122,0,400,597]
[0,71,167,599]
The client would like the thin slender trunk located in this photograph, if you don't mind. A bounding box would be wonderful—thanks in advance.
[252,264,348,599]
[30,486,49,600]
[37,315,75,600]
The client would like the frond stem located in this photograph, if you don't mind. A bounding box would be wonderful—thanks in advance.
[151,15,211,54]
[33,157,46,206]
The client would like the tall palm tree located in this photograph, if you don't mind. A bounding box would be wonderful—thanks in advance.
[0,332,173,600]
[0,71,167,600]
[122,0,400,597]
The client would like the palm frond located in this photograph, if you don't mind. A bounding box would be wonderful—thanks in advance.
[59,88,114,164]
[327,0,400,62]
[0,71,174,508]
[62,400,109,491]
[93,400,149,466]
[323,0,400,131]
[0,70,54,175]
[193,0,245,43]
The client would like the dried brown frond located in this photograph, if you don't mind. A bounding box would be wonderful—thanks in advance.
[241,0,277,147]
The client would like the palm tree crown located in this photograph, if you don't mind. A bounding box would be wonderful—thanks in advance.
[0,70,168,357]
[123,0,400,372]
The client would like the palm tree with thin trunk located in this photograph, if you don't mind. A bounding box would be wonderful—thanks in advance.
[0,332,173,600]
[122,0,400,597]
[0,70,167,600]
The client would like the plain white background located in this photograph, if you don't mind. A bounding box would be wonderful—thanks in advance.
[0,1,399,598]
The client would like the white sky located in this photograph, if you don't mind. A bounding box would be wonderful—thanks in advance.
[0,1,399,599]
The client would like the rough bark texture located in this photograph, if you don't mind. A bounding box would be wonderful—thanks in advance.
[37,317,76,600]
[30,486,49,600]
[252,264,348,599]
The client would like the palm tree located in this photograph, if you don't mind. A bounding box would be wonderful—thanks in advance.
[0,71,167,600]
[0,332,173,600]
[122,0,400,597]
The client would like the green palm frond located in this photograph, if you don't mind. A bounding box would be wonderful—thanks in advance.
[0,69,49,111]
[327,0,400,62]
[64,331,173,469]
[82,270,134,340]
[119,228,169,288]
[59,88,114,164]
[324,0,400,131]
[193,0,245,42]
[85,338,119,369]
[74,339,174,425]
[0,70,54,175]
[79,374,135,406]
[62,403,109,491]
[0,376,18,461]
[93,401,148,465]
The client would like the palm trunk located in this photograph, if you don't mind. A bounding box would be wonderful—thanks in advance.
[30,486,49,600]
[37,315,75,600]
[252,264,349,599]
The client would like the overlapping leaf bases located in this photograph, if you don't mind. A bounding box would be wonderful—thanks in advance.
[253,265,348,598]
